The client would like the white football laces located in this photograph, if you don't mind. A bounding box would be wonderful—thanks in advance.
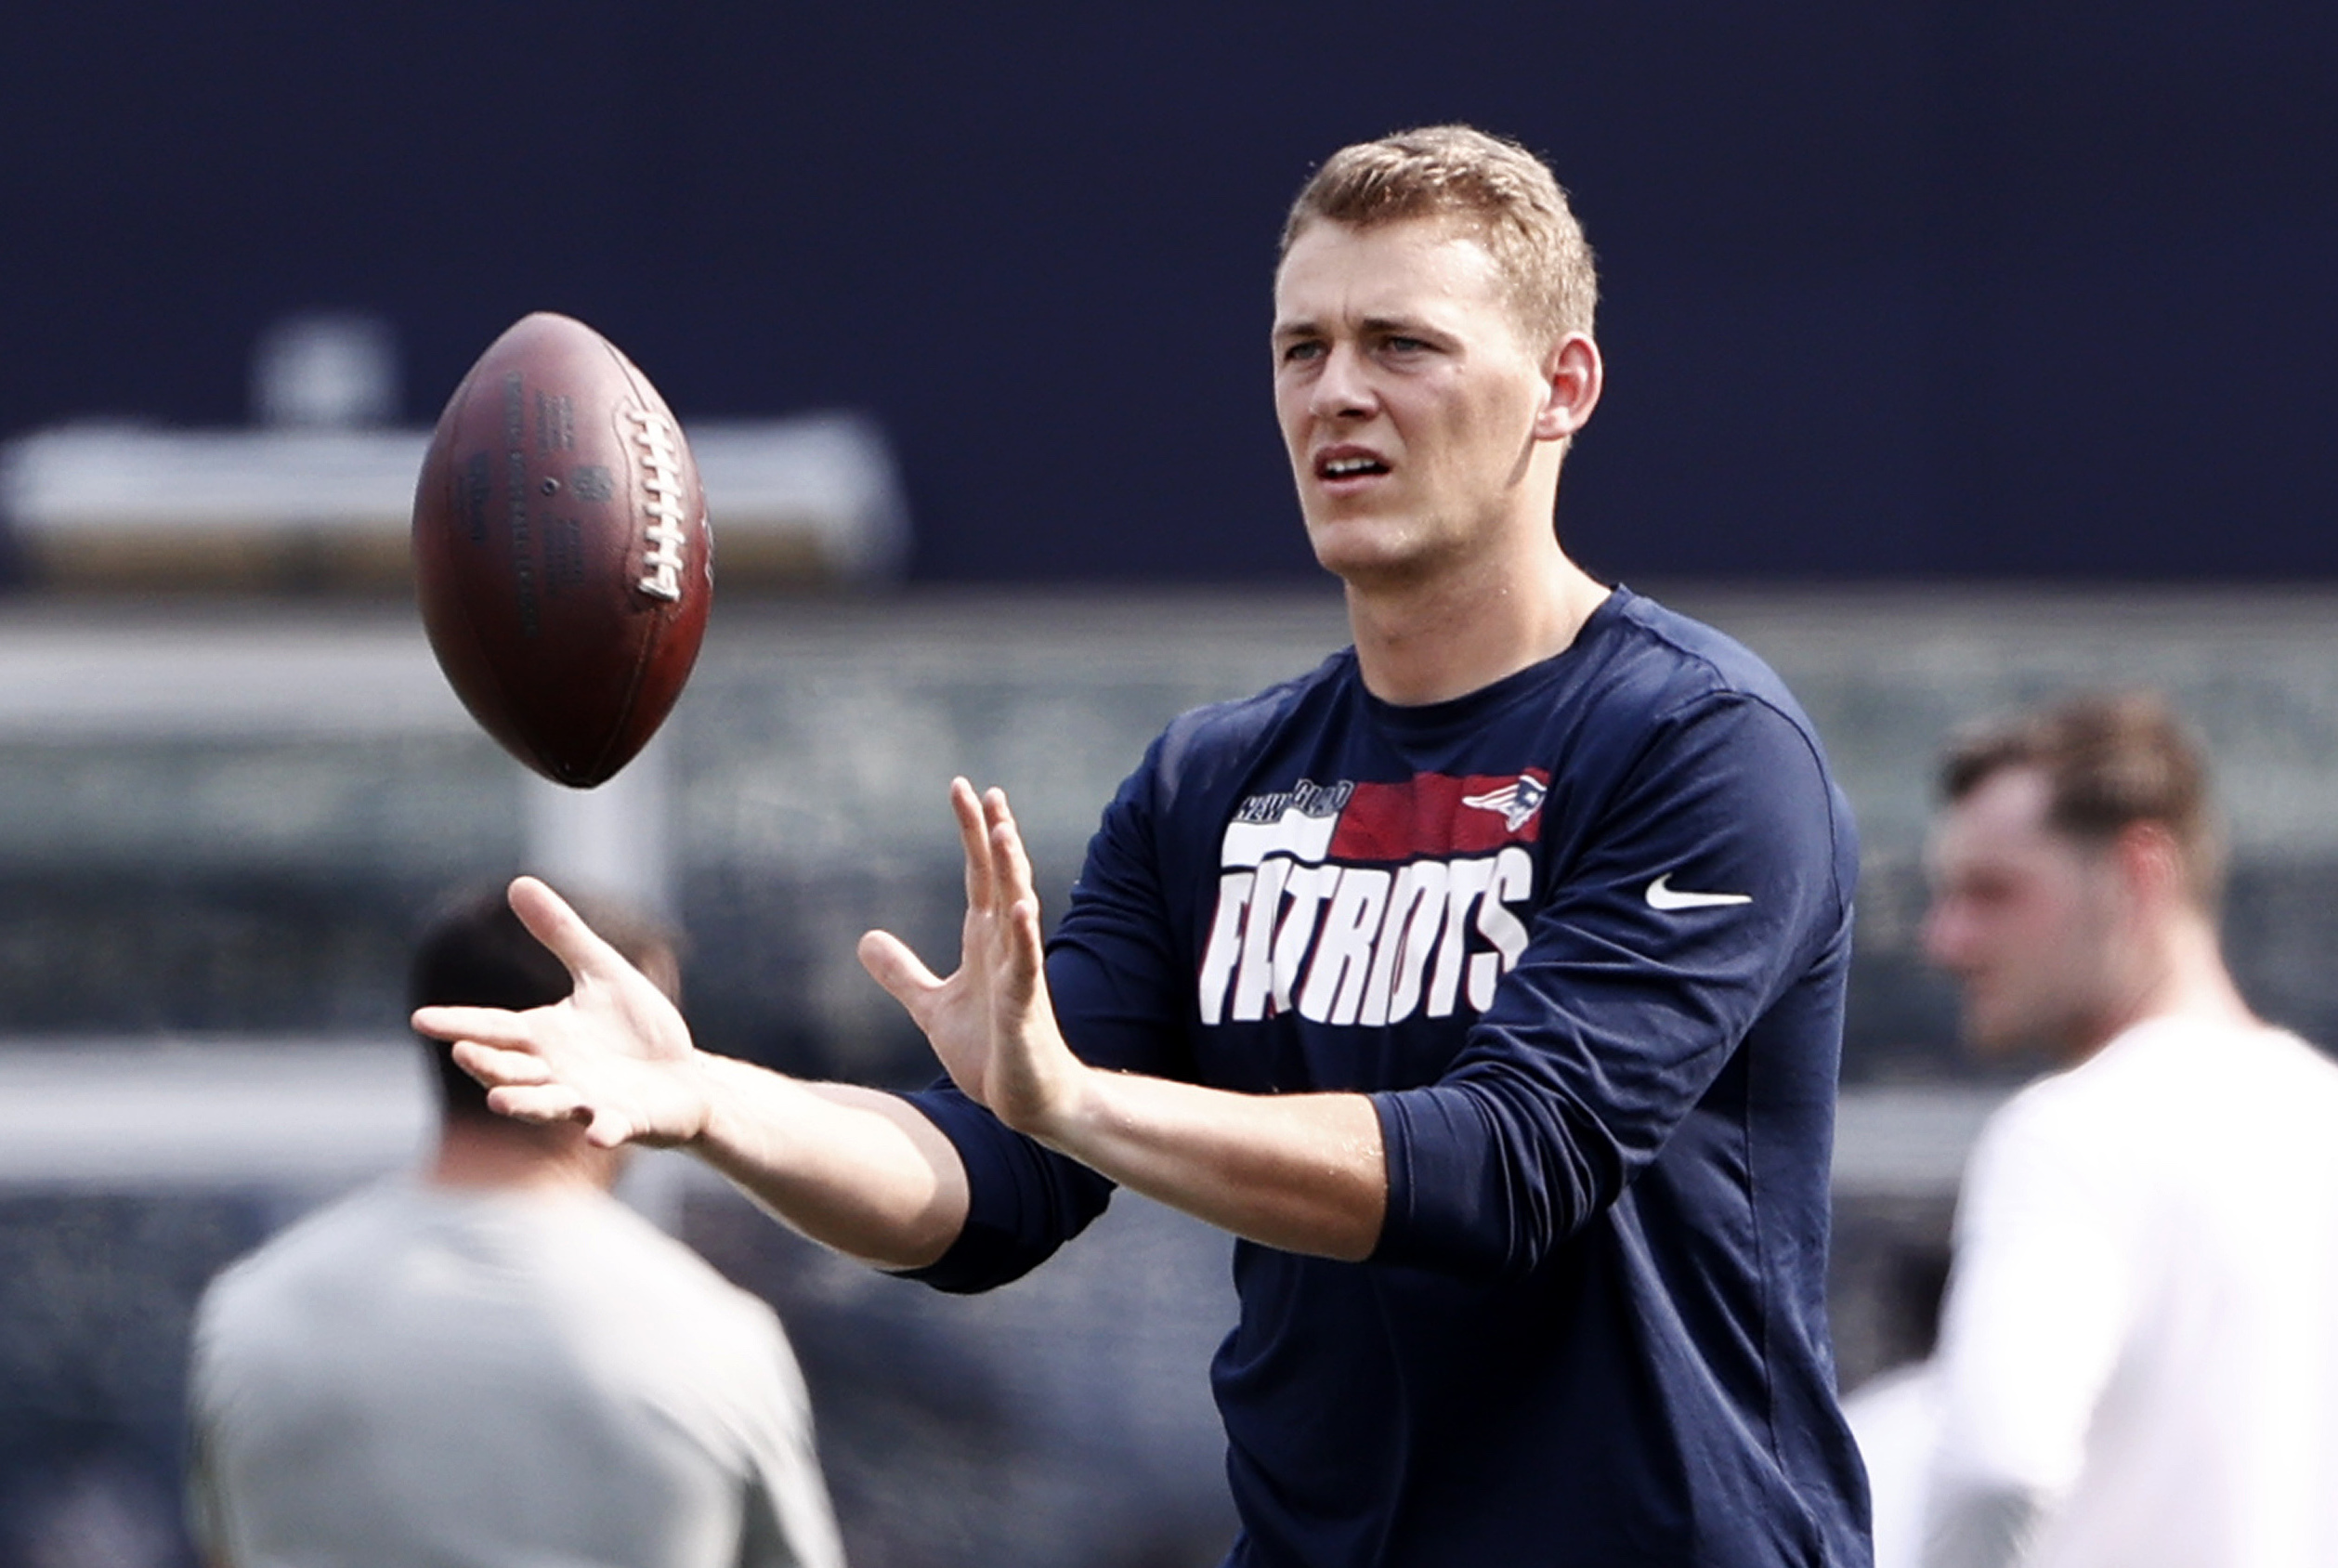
[629,406,689,602]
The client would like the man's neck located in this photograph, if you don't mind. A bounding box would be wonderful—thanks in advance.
[2069,911,2258,1065]
[426,1119,621,1193]
[1343,535,1609,707]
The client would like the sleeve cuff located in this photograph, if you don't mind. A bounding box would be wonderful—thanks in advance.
[893,1084,1115,1294]
[1369,1084,1502,1274]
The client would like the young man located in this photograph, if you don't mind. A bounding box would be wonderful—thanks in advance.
[423,126,1869,1565]
[1918,692,2338,1568]
[189,891,844,1568]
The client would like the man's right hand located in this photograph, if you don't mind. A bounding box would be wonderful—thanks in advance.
[414,874,972,1267]
[411,875,713,1150]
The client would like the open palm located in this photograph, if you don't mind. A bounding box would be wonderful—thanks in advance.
[411,876,712,1149]
[857,779,1086,1140]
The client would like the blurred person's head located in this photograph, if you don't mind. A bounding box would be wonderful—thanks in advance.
[1921,691,2232,1064]
[1280,124,1598,353]
[409,886,679,1181]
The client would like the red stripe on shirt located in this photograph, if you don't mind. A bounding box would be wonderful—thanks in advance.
[1327,771,1548,861]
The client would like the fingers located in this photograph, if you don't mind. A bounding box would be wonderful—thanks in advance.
[951,777,996,913]
[450,1039,552,1089]
[953,777,1035,910]
[505,875,632,987]
[986,791,1036,911]
[902,777,1041,1006]
[984,792,1049,960]
[485,1082,592,1127]
[581,1108,641,1150]
[412,1004,543,1050]
[857,929,946,1010]
[999,895,1049,1013]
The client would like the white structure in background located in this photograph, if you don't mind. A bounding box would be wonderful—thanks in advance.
[0,316,910,591]
[521,729,675,919]
[251,313,401,429]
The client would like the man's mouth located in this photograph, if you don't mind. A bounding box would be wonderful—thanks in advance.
[1315,451,1390,480]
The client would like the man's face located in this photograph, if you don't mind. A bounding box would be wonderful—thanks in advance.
[1271,217,1560,585]
[1921,766,2128,1060]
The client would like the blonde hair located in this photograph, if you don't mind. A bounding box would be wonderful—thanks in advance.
[1281,124,1599,349]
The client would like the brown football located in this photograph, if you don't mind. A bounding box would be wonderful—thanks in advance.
[412,312,712,788]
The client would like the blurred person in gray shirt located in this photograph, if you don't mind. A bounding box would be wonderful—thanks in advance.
[187,888,844,1568]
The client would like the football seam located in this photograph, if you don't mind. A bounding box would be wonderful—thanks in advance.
[577,605,664,787]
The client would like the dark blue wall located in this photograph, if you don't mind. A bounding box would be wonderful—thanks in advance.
[4,3,2332,583]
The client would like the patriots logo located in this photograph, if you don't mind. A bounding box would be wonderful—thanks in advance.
[1460,773,1548,833]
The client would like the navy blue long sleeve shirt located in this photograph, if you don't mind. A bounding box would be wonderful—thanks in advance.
[904,588,1871,1566]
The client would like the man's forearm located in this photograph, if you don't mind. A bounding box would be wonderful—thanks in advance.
[690,1057,970,1270]
[1034,1071,1387,1261]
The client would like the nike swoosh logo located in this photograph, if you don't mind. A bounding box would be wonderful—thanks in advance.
[1645,873,1753,911]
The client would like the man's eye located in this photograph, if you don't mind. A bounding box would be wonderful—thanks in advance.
[1383,336,1430,354]
[1280,341,1325,364]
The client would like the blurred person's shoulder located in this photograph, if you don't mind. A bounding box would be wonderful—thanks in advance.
[195,1179,799,1392]
[528,1186,787,1335]
[197,1178,424,1320]
[519,1192,815,1426]
[190,1178,440,1393]
[1977,1016,2338,1186]
[2023,1015,2334,1116]
[198,1178,758,1329]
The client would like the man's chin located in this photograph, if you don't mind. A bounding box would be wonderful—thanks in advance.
[1962,1025,2030,1062]
[1306,518,1441,587]
[1960,1008,2073,1068]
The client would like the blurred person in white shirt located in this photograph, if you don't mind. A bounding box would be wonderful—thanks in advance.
[1914,690,2338,1568]
[1840,1250,1950,1568]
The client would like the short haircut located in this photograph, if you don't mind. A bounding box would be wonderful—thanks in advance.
[409,886,678,1122]
[1280,124,1599,351]
[1940,690,2225,908]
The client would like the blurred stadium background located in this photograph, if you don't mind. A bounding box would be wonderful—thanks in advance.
[3,3,2335,1562]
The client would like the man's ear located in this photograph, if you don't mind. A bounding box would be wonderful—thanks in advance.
[2113,820,2187,908]
[1534,333,1603,442]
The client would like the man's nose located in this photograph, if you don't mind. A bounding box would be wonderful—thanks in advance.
[1918,898,1963,969]
[1309,343,1377,420]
